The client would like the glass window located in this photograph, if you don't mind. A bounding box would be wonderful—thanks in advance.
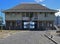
[40,12,43,14]
[22,12,25,17]
[34,12,38,17]
[30,12,33,18]
[44,13,48,17]
[50,12,54,14]
[12,13,15,16]
[26,12,30,17]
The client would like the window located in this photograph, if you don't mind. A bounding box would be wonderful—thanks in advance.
[34,12,38,17]
[22,12,25,17]
[50,12,54,14]
[30,12,33,18]
[40,12,43,14]
[26,12,30,17]
[12,14,15,16]
[45,13,47,17]
[11,13,16,17]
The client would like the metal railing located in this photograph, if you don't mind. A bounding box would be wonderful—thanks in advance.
[54,25,59,30]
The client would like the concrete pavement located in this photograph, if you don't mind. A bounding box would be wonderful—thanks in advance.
[0,31,54,44]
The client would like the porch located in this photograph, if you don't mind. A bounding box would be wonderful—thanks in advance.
[4,20,54,30]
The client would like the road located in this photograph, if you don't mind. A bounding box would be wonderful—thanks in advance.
[0,31,54,44]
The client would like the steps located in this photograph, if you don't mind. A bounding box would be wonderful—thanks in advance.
[54,25,59,30]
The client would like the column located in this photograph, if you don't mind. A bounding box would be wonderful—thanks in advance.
[52,22,54,30]
[20,21,22,29]
[44,21,46,29]
[48,21,50,27]
[10,21,12,26]
[38,21,39,29]
[9,22,12,30]
[1,26,3,30]
[29,12,30,21]
[15,22,17,29]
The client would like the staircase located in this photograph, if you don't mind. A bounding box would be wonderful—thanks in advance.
[54,25,59,30]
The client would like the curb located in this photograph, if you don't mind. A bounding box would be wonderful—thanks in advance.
[44,34,58,44]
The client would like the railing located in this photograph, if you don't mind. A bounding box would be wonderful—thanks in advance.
[22,17,38,20]
[54,25,59,30]
[22,17,30,20]
[31,17,38,20]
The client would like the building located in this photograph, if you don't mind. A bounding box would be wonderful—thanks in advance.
[0,16,3,25]
[0,16,3,29]
[3,3,58,30]
[54,16,60,27]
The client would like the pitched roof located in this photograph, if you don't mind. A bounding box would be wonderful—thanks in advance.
[3,3,58,12]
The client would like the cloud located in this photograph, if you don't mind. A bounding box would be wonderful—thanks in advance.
[55,9,60,16]
[42,4,46,6]
[35,0,45,3]
[39,0,45,2]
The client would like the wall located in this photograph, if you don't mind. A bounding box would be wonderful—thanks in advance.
[5,12,55,21]
[54,16,60,26]
[38,12,55,21]
[5,12,22,20]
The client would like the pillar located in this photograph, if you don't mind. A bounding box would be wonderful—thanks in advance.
[9,21,12,30]
[52,22,54,30]
[15,21,17,27]
[1,26,3,30]
[38,21,39,29]
[20,20,23,29]
[9,22,11,30]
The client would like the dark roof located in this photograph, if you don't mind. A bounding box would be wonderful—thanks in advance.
[3,3,58,12]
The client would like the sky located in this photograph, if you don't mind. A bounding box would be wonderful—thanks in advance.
[0,0,60,23]
[0,0,60,10]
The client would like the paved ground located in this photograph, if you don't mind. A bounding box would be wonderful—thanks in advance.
[45,30,60,44]
[52,35,60,44]
[0,31,54,44]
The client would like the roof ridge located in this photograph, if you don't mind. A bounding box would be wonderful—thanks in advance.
[20,2,39,4]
